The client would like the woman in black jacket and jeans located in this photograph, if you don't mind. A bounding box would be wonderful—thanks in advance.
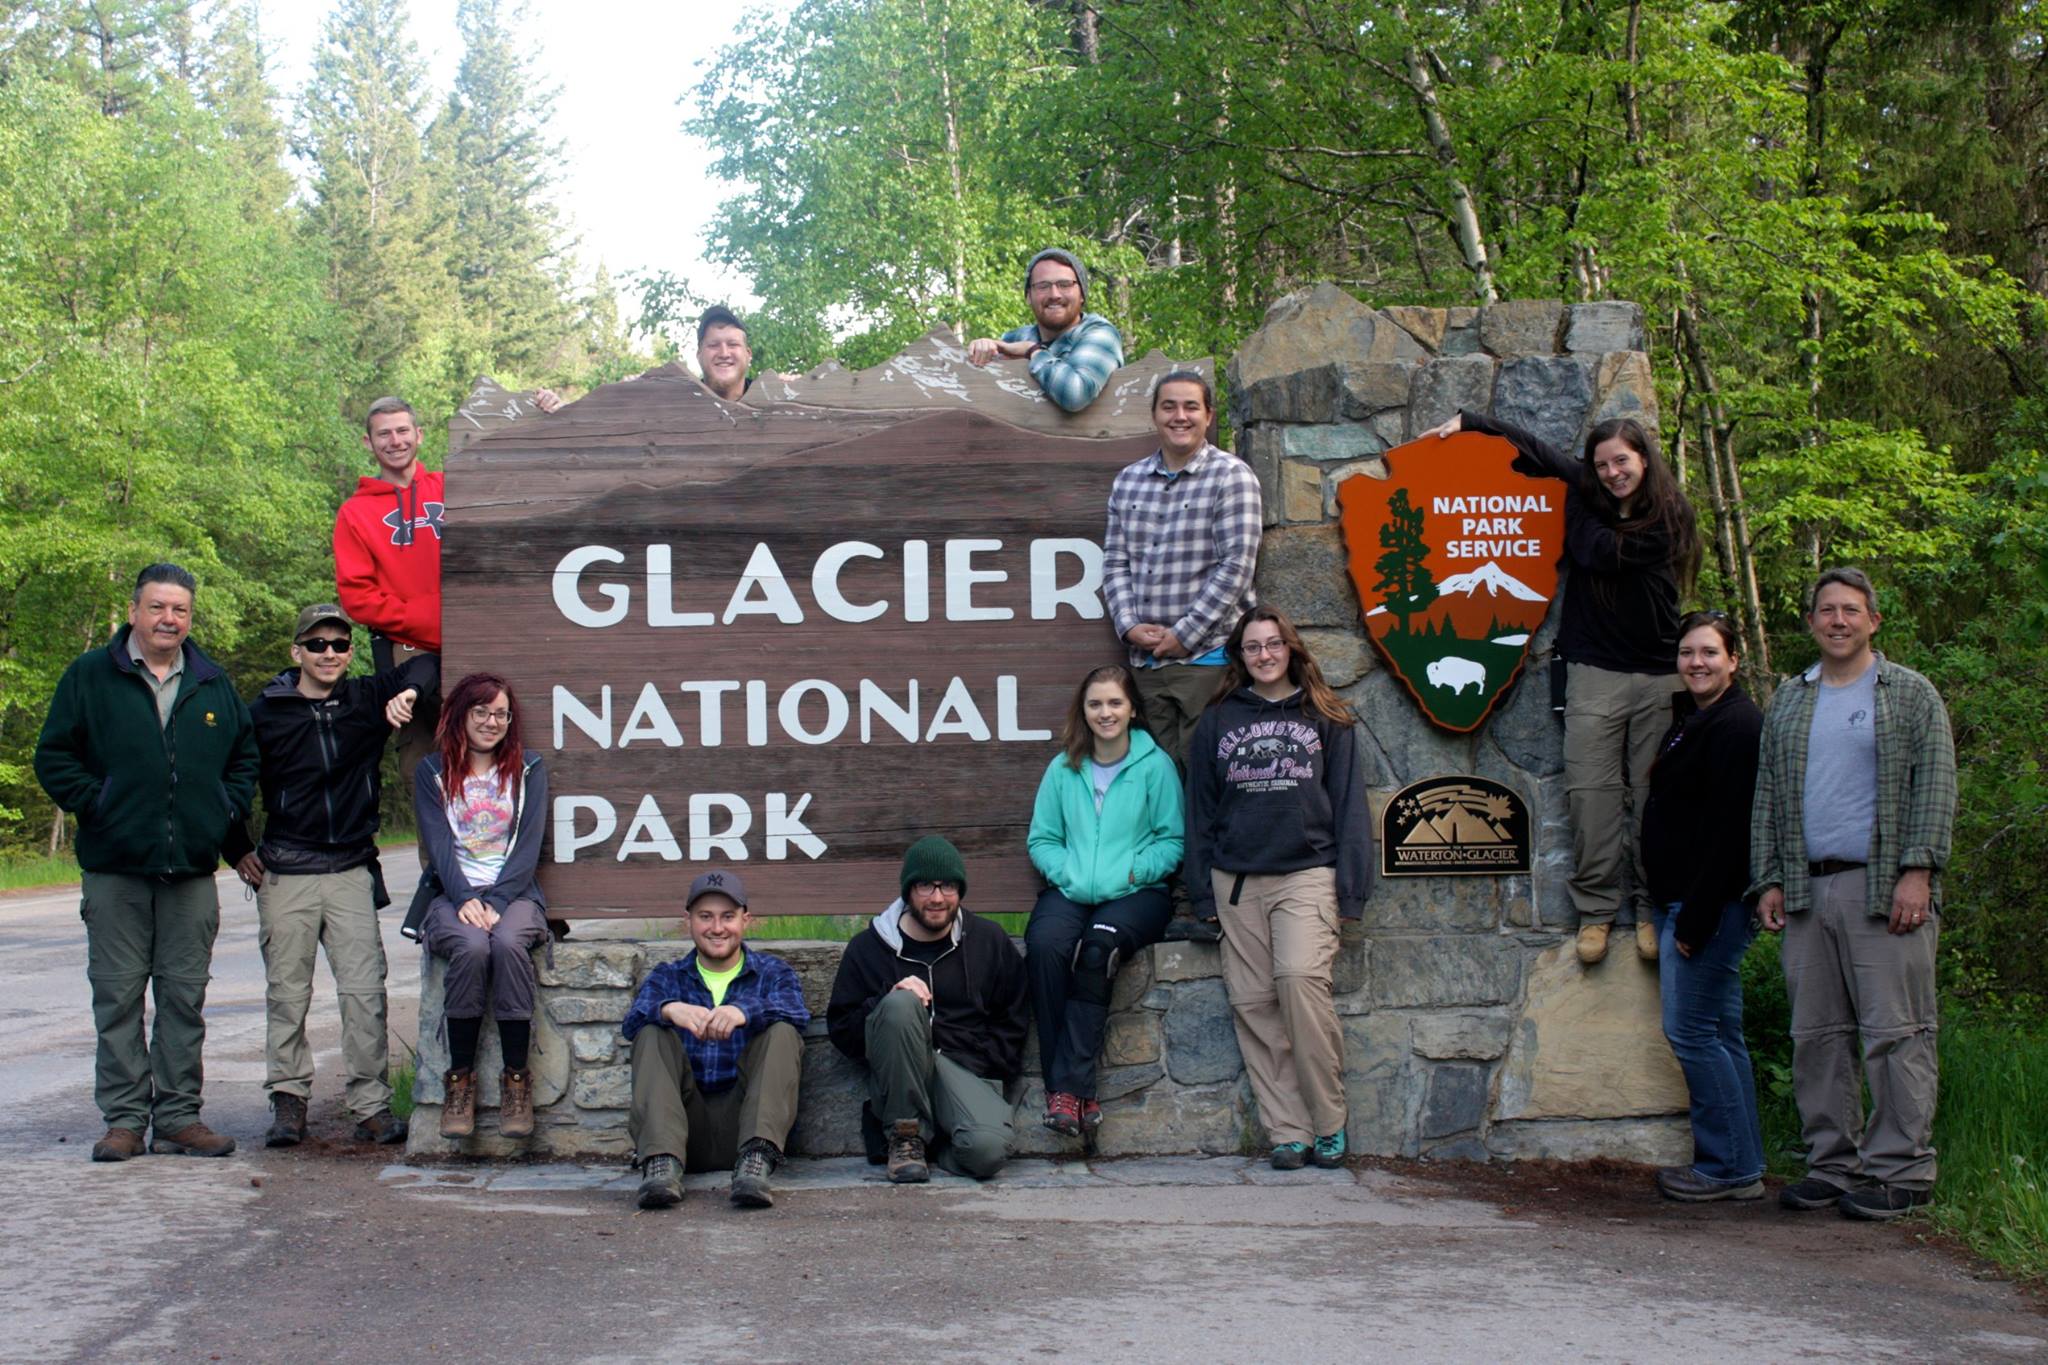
[1640,611,1766,1202]
[1425,409,1702,966]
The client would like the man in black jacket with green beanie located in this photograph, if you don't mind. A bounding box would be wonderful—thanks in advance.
[34,563,259,1162]
[826,835,1028,1183]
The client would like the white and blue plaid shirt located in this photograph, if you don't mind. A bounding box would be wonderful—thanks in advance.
[1001,313,1125,412]
[1102,443,1263,667]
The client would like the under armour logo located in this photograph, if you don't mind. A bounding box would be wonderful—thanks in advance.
[381,501,446,546]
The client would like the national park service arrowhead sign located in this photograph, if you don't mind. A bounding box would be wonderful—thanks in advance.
[1336,432,1564,732]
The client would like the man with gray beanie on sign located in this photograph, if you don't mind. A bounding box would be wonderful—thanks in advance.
[967,247,1126,412]
[825,836,1029,1182]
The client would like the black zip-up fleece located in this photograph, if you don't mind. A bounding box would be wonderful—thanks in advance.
[826,903,1028,1083]
[1641,683,1764,950]
[223,655,438,873]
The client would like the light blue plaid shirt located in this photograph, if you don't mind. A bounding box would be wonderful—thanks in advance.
[1001,312,1125,412]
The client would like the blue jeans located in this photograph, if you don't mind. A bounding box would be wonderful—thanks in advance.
[1654,902,1764,1185]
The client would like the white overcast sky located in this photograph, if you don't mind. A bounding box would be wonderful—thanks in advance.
[260,0,774,326]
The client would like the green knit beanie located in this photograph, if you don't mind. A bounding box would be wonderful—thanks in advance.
[899,835,968,900]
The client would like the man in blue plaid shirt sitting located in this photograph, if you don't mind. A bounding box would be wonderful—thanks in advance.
[622,869,811,1211]
[967,248,1125,412]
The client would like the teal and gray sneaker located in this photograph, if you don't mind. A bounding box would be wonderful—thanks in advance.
[1312,1130,1347,1168]
[1271,1142,1310,1171]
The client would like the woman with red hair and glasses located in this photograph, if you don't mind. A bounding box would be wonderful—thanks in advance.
[413,673,549,1142]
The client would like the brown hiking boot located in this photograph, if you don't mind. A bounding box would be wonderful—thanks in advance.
[1575,923,1611,964]
[352,1110,409,1145]
[91,1127,146,1163]
[152,1121,236,1158]
[440,1068,477,1138]
[265,1093,308,1148]
[499,1067,535,1138]
[887,1119,929,1184]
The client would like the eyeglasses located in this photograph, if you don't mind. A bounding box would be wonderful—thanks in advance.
[1241,641,1290,657]
[1028,279,1081,297]
[468,707,512,725]
[911,880,963,897]
[296,638,351,654]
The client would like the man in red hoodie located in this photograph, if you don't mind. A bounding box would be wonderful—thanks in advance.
[333,396,443,789]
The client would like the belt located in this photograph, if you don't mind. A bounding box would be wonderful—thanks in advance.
[1807,859,1866,878]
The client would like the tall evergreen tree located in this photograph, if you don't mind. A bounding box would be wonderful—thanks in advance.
[435,0,570,382]
[197,2,292,215]
[296,0,455,410]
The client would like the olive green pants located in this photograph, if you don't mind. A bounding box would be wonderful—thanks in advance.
[1134,662,1226,777]
[81,870,220,1134]
[1563,662,1685,925]
[629,1022,802,1171]
[864,989,1014,1179]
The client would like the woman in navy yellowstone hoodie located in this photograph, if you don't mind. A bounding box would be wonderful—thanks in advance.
[1185,605,1372,1172]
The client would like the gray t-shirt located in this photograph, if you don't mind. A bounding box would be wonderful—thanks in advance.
[1803,661,1878,863]
[1086,755,1128,814]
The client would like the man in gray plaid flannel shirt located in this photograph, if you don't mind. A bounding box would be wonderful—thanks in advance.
[1751,567,1956,1223]
[967,248,1125,412]
[1101,371,1262,776]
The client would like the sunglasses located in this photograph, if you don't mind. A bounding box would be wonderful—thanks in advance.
[296,638,352,654]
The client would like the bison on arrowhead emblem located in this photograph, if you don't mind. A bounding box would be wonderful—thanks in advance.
[1336,432,1565,733]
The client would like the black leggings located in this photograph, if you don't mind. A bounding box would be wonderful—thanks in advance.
[1024,886,1172,1098]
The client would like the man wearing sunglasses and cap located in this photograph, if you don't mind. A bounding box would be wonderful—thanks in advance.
[223,604,437,1148]
[621,869,811,1211]
[966,247,1126,413]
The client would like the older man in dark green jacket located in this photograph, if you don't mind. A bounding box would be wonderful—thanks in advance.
[34,563,259,1162]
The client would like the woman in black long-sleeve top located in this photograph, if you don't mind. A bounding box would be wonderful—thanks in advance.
[1640,610,1766,1202]
[1424,408,1702,966]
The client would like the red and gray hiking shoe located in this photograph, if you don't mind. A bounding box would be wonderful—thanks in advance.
[1043,1091,1082,1137]
[1079,1098,1103,1131]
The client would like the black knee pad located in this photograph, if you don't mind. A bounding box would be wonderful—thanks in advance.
[1071,922,1135,1006]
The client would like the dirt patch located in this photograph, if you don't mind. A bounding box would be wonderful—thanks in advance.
[1361,1154,2048,1312]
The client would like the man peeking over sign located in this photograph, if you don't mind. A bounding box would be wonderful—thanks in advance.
[967,248,1126,412]
[620,869,810,1212]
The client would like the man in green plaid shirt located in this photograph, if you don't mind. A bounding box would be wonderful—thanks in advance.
[1750,567,1956,1223]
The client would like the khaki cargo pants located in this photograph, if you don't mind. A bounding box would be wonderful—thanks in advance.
[257,866,393,1120]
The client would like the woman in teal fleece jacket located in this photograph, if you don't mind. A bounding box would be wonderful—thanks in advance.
[1024,664,1184,1139]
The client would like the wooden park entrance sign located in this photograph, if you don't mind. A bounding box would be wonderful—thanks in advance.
[1335,432,1565,733]
[443,335,1204,918]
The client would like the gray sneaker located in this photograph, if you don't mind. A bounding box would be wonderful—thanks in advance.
[1657,1166,1764,1202]
[1838,1185,1932,1221]
[1779,1176,1850,1210]
[637,1154,684,1210]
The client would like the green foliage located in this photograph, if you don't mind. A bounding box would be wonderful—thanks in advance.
[0,2,638,855]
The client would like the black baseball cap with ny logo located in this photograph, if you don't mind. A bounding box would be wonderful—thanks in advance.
[686,869,748,910]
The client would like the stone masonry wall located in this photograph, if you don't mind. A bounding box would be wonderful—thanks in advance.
[407,288,1694,1164]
